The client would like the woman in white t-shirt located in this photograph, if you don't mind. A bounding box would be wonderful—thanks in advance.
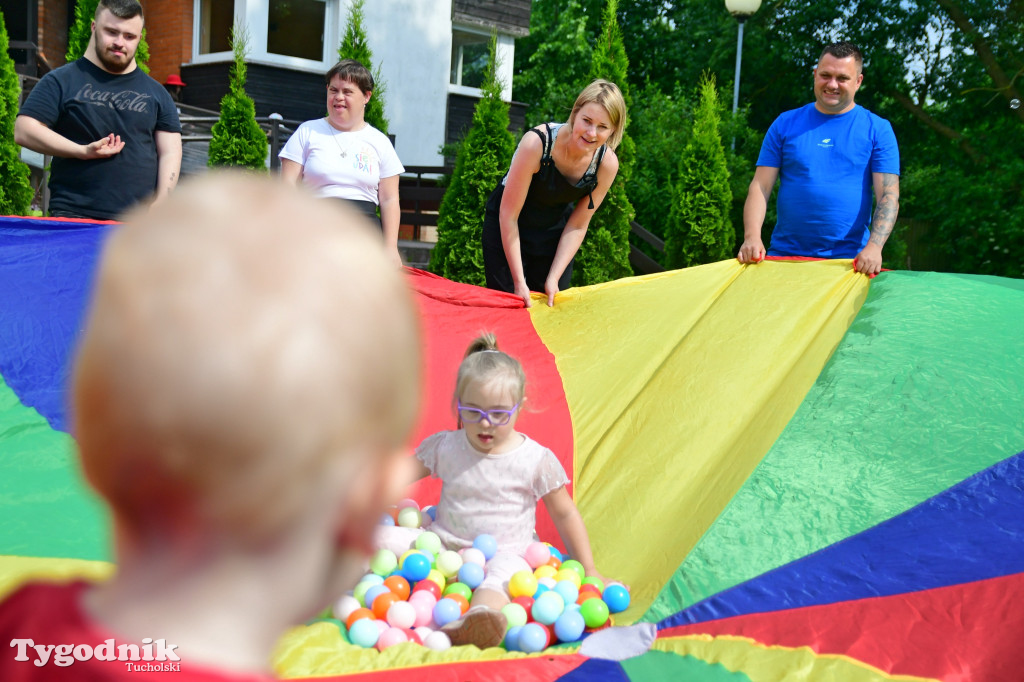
[280,60,405,266]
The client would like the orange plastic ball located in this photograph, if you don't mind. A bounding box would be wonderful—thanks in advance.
[545,556,562,570]
[371,591,401,620]
[383,575,411,601]
[447,593,470,614]
[345,607,376,629]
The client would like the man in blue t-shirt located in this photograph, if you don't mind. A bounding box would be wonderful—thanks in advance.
[737,42,900,276]
[15,0,182,221]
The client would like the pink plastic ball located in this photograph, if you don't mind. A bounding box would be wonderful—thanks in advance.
[409,595,435,627]
[386,600,416,629]
[376,627,409,651]
[524,542,551,569]
[397,498,420,510]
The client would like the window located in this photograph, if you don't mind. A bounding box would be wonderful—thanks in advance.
[198,0,233,54]
[267,0,325,61]
[450,29,489,89]
[193,0,335,69]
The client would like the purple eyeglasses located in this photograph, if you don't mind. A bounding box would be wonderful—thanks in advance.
[457,402,521,426]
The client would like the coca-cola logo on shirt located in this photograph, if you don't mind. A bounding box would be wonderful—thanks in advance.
[74,82,152,113]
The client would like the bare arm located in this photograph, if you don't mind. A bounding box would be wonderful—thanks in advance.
[544,149,621,306]
[498,132,544,307]
[542,486,606,582]
[14,115,125,160]
[378,174,403,267]
[737,166,779,263]
[151,130,182,208]
[280,158,303,184]
[854,172,900,276]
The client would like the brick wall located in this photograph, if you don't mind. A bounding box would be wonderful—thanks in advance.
[144,0,193,85]
[37,0,70,70]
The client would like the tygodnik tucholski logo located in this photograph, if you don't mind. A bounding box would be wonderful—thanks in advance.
[10,637,181,671]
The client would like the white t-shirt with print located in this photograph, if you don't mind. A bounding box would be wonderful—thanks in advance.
[279,118,404,204]
[416,429,570,554]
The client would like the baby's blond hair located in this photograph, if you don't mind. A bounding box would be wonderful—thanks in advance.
[73,172,421,546]
[453,333,526,409]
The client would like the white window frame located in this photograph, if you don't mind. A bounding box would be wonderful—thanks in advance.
[448,25,514,102]
[190,0,339,74]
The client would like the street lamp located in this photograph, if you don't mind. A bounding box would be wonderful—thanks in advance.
[726,0,762,148]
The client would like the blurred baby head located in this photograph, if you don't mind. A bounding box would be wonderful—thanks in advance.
[73,172,421,561]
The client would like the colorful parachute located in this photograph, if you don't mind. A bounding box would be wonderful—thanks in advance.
[2,215,1023,681]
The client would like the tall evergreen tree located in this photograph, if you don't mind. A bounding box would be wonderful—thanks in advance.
[573,0,634,286]
[337,0,389,135]
[514,0,593,128]
[429,36,516,286]
[664,73,733,269]
[208,27,268,171]
[0,11,33,214]
[67,0,150,72]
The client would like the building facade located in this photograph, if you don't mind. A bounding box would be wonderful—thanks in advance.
[6,0,530,166]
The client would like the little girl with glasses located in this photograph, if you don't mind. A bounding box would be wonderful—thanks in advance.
[375,333,609,649]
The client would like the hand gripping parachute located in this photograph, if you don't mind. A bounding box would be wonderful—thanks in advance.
[2,216,1023,681]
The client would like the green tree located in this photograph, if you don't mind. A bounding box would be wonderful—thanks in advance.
[429,36,516,285]
[514,0,593,128]
[337,0,389,134]
[67,0,150,72]
[572,0,633,286]
[664,73,733,269]
[208,27,268,171]
[0,11,33,214]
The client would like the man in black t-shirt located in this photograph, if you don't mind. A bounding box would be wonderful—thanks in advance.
[15,0,182,220]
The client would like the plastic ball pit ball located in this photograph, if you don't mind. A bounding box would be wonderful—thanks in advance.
[397,506,421,528]
[560,560,586,581]
[582,576,605,593]
[501,602,528,628]
[531,591,565,625]
[347,618,380,648]
[370,549,398,576]
[473,533,498,560]
[554,568,581,588]
[554,609,586,642]
[345,608,375,630]
[409,596,435,627]
[386,601,416,629]
[423,630,451,651]
[524,541,551,568]
[458,561,485,589]
[437,550,463,578]
[602,584,630,613]
[422,505,438,522]
[511,596,534,619]
[432,597,461,627]
[376,627,408,651]
[534,564,558,581]
[446,592,470,614]
[547,545,564,562]
[379,513,395,526]
[460,547,486,567]
[579,597,610,628]
[362,584,390,609]
[425,569,446,589]
[412,579,442,600]
[332,594,361,622]
[504,625,523,651]
[517,623,549,653]
[401,552,431,582]
[415,531,442,556]
[372,592,401,620]
[509,570,538,599]
[443,581,473,602]
[553,580,579,605]
[383,575,411,601]
[397,497,419,510]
